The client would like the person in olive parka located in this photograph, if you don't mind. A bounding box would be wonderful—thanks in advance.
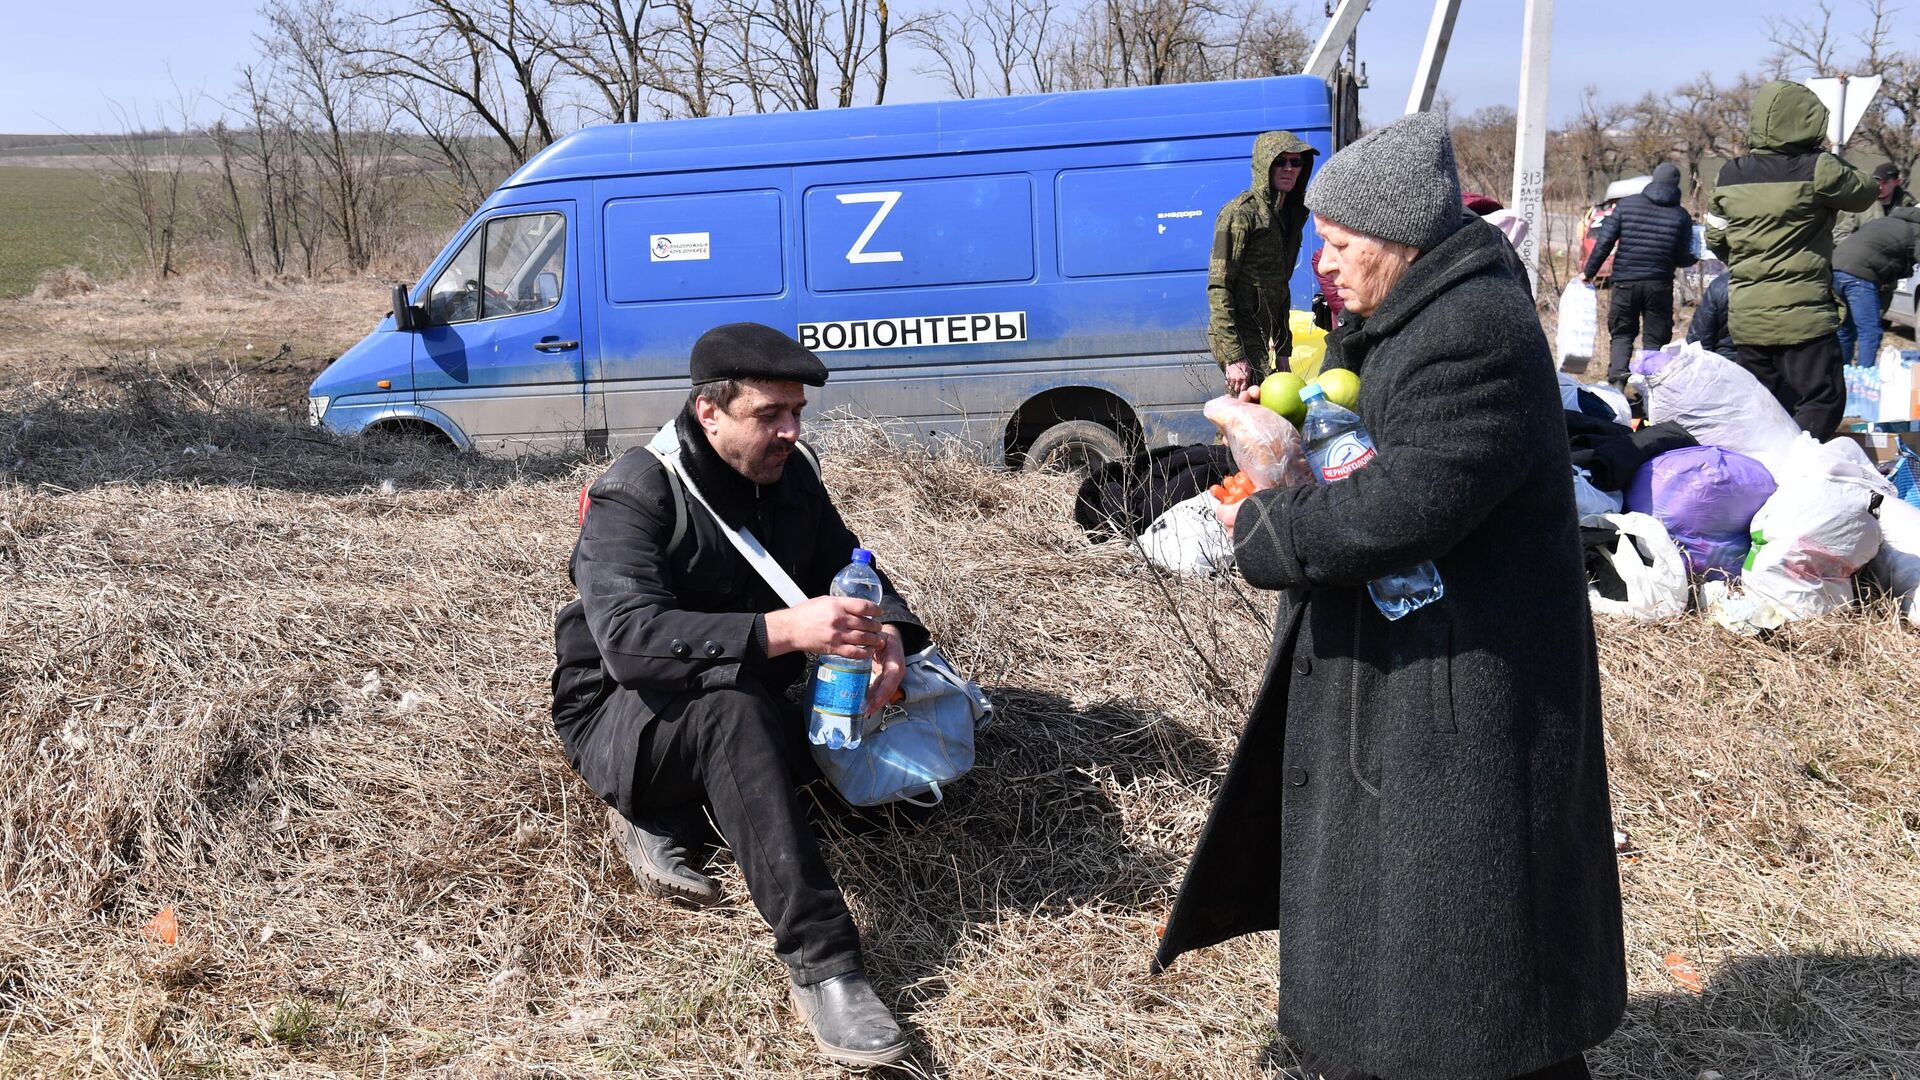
[1209,130,1318,393]
[1705,79,1876,439]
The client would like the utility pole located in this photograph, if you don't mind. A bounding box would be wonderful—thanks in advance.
[1305,0,1370,82]
[1406,0,1463,115]
[1510,0,1553,294]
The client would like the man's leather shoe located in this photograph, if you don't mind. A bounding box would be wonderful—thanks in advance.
[789,972,910,1067]
[607,808,721,907]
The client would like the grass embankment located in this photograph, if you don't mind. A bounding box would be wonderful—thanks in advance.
[0,166,110,297]
[2,358,1917,1078]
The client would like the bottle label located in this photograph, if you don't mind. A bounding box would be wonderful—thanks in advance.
[1315,432,1377,482]
[811,662,868,717]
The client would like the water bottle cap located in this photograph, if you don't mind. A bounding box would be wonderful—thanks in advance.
[1300,383,1326,402]
[851,548,873,564]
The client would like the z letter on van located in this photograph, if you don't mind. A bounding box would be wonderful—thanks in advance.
[798,311,1028,353]
[650,232,711,262]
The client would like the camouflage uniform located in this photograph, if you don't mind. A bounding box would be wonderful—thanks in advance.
[1208,131,1318,382]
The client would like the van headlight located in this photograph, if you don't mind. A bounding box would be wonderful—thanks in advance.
[307,396,330,427]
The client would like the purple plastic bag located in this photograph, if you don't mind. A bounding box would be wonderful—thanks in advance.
[1629,349,1675,378]
[1624,446,1776,577]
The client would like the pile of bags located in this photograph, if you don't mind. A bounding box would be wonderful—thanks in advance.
[1571,340,1918,631]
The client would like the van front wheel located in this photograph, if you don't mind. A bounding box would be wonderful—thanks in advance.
[1022,420,1129,474]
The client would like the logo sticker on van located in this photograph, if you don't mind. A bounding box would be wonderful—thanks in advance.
[650,232,711,262]
[798,311,1028,352]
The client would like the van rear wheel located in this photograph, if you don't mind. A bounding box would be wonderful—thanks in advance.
[1022,420,1129,475]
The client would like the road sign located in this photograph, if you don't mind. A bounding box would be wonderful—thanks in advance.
[1804,75,1883,148]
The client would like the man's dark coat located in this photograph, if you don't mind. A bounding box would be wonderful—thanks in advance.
[550,409,924,820]
[1155,219,1627,1080]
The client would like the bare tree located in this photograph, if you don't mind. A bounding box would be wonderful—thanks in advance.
[908,0,1063,99]
[95,93,199,280]
[1052,0,1307,91]
[208,120,260,278]
[1666,73,1755,209]
[1764,0,1916,175]
[712,0,901,111]
[1447,103,1517,202]
[344,0,563,171]
[264,0,402,271]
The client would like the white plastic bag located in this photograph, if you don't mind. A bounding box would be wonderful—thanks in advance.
[1137,491,1235,577]
[1588,512,1689,621]
[1574,466,1623,522]
[1637,341,1802,466]
[1556,280,1598,373]
[1867,496,1920,627]
[1741,474,1883,619]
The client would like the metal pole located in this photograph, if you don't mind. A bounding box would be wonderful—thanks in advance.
[1406,0,1463,115]
[1305,0,1370,82]
[1510,0,1553,294]
[1831,76,1848,149]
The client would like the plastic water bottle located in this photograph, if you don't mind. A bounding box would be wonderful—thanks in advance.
[807,548,883,749]
[1299,384,1445,621]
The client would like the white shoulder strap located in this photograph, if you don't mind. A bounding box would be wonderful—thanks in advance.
[646,425,810,608]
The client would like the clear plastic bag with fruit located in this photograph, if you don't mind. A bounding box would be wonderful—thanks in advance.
[1203,395,1312,491]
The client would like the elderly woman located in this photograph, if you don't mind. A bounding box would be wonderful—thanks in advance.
[1154,112,1626,1079]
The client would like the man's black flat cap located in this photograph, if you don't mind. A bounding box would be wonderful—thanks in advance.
[690,322,829,386]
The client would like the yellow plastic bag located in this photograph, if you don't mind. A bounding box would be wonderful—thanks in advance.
[1289,310,1328,383]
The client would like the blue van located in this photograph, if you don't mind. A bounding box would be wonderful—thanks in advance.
[308,75,1336,465]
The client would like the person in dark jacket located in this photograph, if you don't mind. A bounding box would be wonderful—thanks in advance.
[1583,163,1698,384]
[1832,206,1920,365]
[550,323,929,1068]
[1687,271,1734,357]
[1834,161,1918,243]
[1706,80,1877,438]
[1158,111,1626,1080]
[1210,130,1318,392]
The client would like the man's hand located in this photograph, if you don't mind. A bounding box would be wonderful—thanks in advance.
[765,596,884,659]
[864,624,906,717]
[1224,361,1251,395]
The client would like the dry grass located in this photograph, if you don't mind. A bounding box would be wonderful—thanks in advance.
[2,294,1919,1078]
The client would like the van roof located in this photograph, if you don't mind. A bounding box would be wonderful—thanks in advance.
[500,75,1331,189]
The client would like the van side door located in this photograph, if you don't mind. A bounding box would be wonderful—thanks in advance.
[412,201,584,454]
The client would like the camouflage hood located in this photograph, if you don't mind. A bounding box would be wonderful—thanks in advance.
[1251,130,1317,225]
[1747,80,1829,155]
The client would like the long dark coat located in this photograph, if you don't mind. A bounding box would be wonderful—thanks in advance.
[1155,219,1627,1079]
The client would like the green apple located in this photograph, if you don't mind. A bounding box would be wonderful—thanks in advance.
[1315,368,1361,409]
[1258,372,1308,427]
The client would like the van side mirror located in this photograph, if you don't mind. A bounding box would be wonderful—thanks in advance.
[390,283,420,331]
[534,271,560,306]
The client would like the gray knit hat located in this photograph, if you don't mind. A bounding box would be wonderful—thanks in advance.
[1305,110,1463,250]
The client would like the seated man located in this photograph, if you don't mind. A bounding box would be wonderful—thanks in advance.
[550,322,928,1068]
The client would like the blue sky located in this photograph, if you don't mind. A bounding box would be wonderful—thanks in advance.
[0,1,1813,135]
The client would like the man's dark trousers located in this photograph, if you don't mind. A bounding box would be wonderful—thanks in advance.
[1605,280,1673,382]
[631,679,862,986]
[1735,336,1847,440]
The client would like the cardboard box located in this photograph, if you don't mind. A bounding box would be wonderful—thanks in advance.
[1841,430,1920,466]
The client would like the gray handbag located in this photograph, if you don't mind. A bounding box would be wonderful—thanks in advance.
[648,428,991,806]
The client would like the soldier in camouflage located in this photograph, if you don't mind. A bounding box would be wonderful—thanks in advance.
[1208,130,1318,393]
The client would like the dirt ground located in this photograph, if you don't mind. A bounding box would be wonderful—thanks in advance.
[2,280,1918,1078]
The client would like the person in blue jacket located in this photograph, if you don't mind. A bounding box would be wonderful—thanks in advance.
[1686,271,1734,357]
[1583,163,1699,385]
